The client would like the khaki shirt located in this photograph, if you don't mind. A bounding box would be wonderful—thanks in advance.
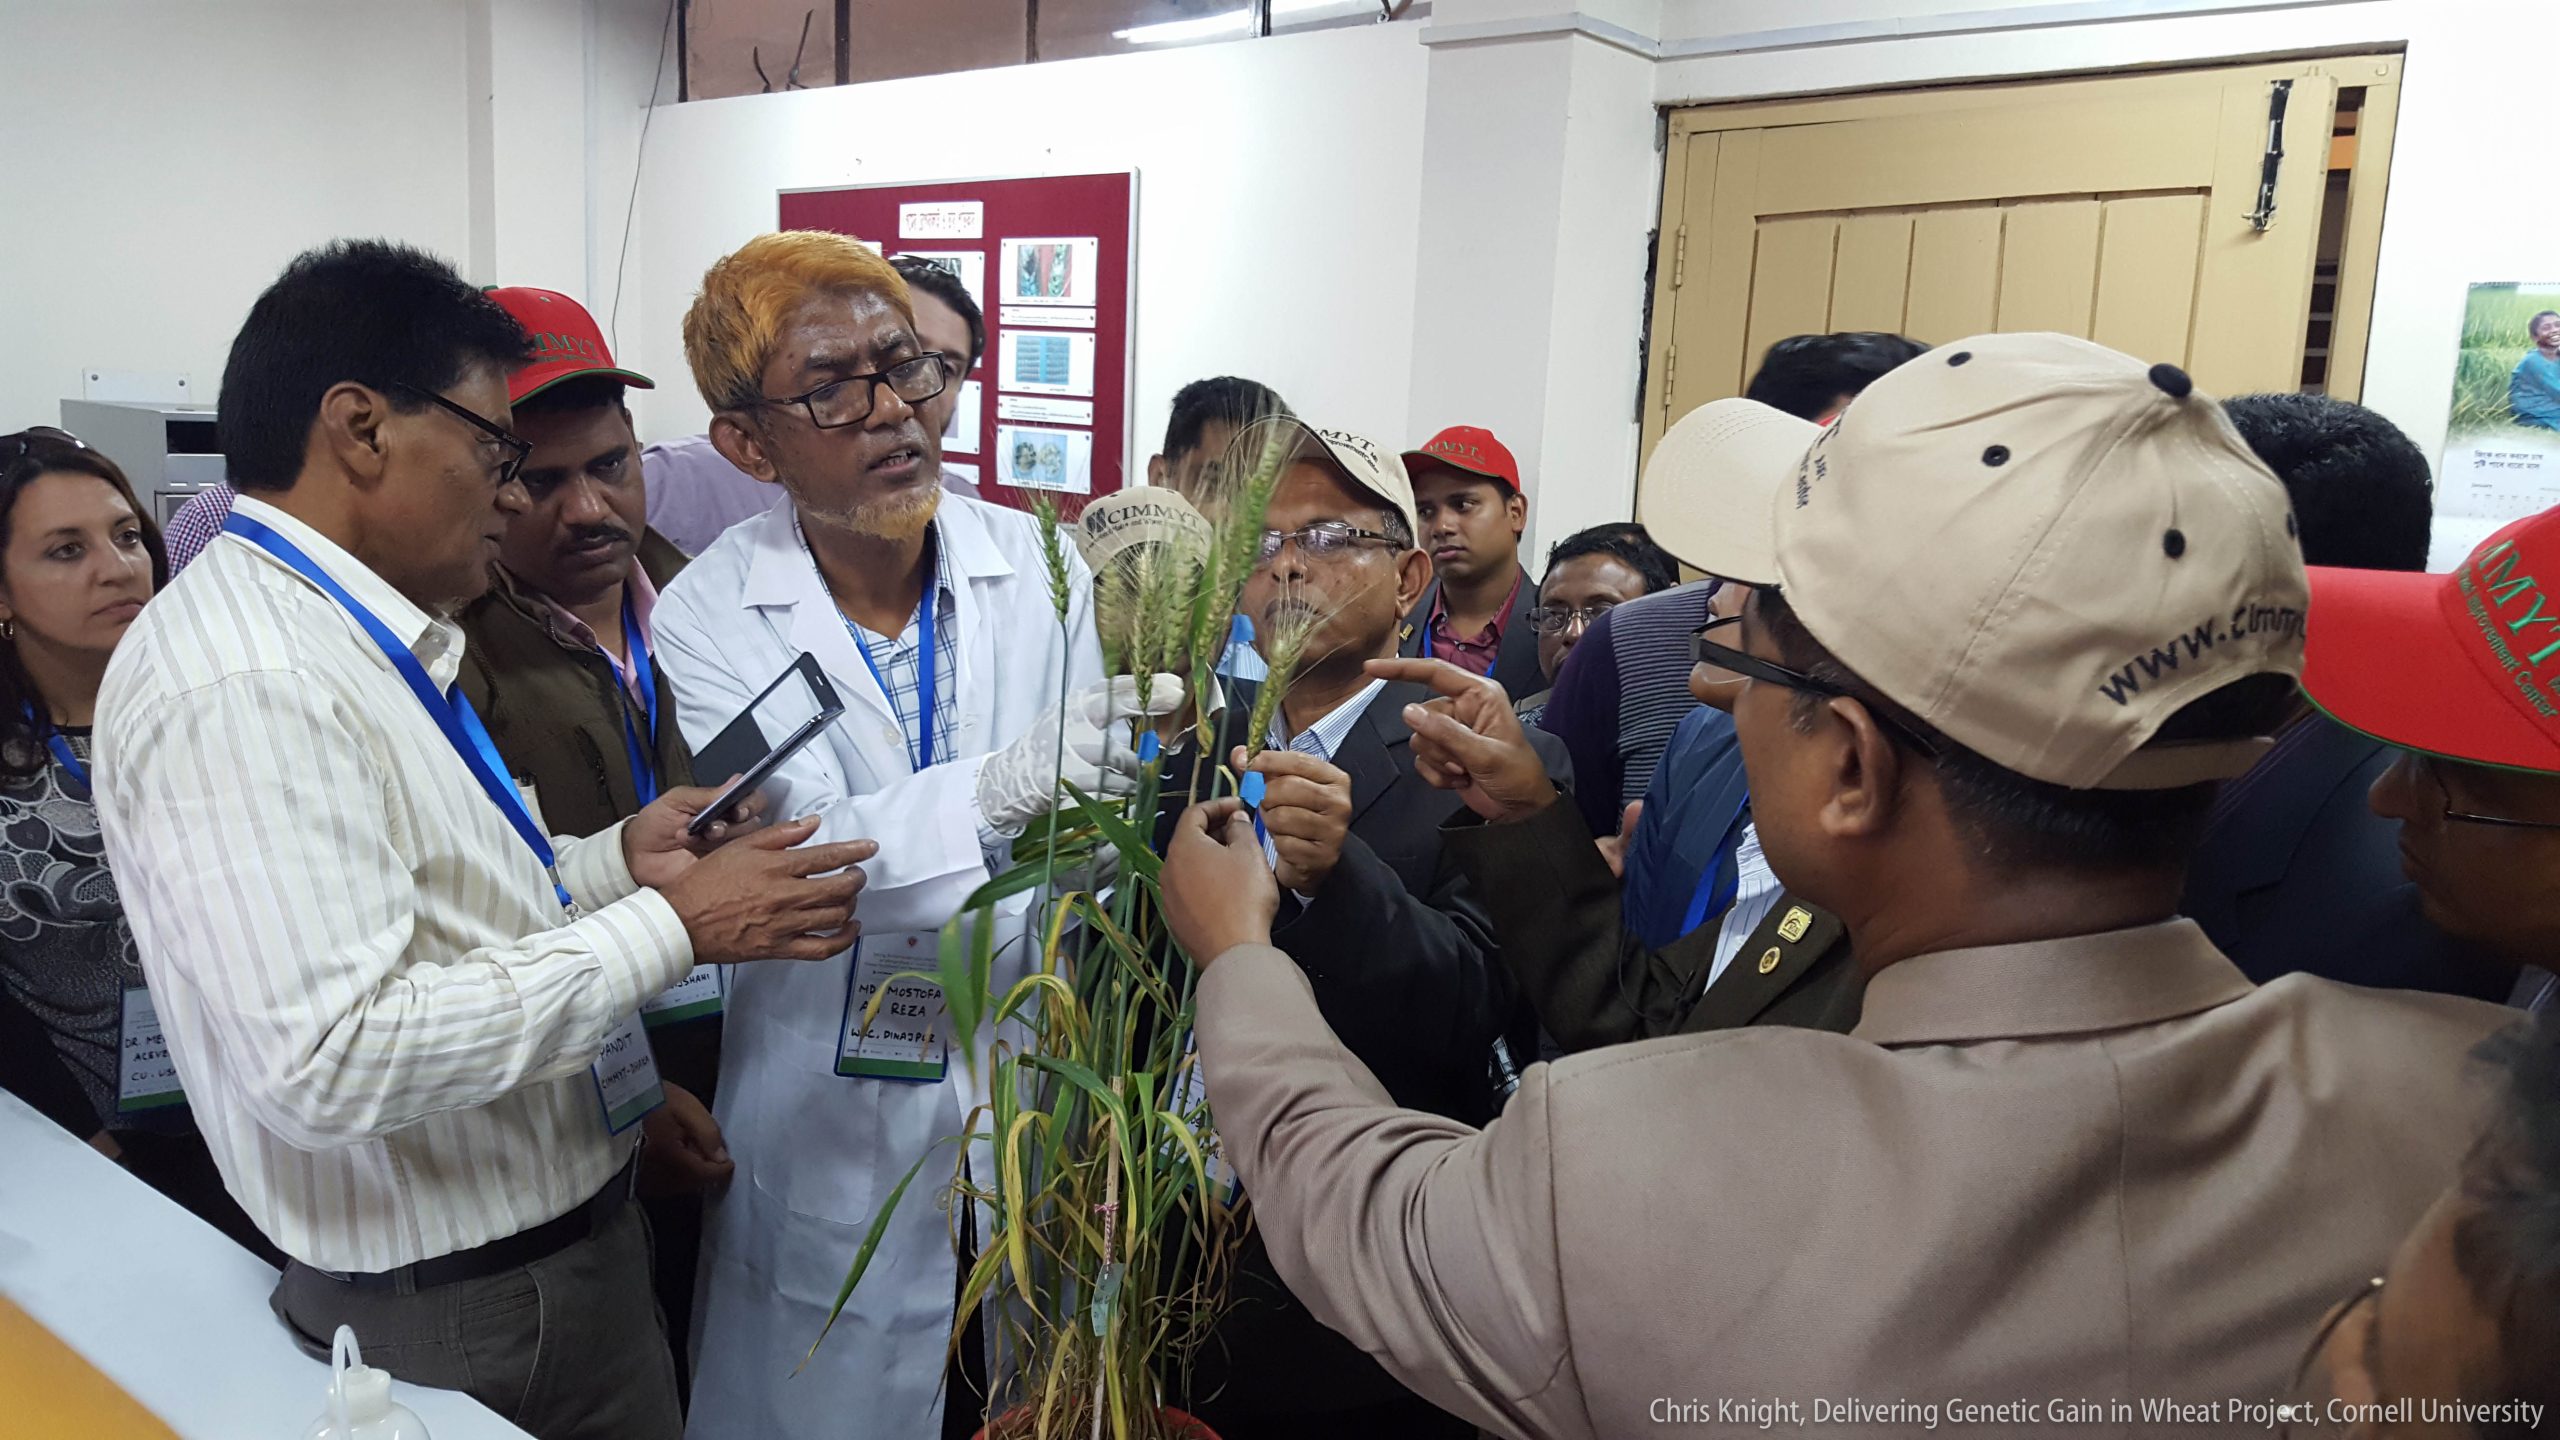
[1196,920,2515,1438]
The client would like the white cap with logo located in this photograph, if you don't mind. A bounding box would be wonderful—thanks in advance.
[1641,332,2309,791]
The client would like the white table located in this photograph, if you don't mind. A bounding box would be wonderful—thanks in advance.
[0,1090,531,1438]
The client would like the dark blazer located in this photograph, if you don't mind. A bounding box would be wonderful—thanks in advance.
[1397,565,1545,703]
[458,529,698,841]
[1180,675,1570,1433]
[1445,795,1863,1048]
[2183,714,2513,1002]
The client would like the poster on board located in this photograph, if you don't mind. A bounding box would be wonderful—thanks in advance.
[1000,237,1100,308]
[999,424,1094,495]
[1000,331,1097,398]
[781,172,1134,508]
[942,380,983,456]
[894,250,987,318]
[2435,283,2560,568]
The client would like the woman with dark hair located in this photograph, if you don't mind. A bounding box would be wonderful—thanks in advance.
[0,427,275,1260]
[2510,310,2560,431]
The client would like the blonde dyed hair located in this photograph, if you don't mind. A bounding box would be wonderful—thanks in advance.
[683,231,914,412]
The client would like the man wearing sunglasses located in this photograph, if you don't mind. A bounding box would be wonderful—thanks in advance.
[90,240,880,1440]
[1156,332,2517,1429]
[652,231,1180,1440]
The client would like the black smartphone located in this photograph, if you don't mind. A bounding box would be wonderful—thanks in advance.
[685,652,848,838]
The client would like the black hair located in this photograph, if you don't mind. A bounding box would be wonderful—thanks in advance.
[1757,588,2294,872]
[1542,523,1678,596]
[218,240,533,492]
[0,434,168,779]
[2221,393,2432,573]
[2455,1010,2560,1434]
[2532,311,2560,331]
[890,255,986,371]
[1744,333,1930,422]
[513,375,629,423]
[1163,377,1289,461]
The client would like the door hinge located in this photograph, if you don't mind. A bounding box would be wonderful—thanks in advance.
[1662,347,1677,410]
[1671,227,1689,289]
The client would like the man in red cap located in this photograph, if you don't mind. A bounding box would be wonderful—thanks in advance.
[2298,510,2560,1013]
[1398,425,1542,700]
[459,286,732,1398]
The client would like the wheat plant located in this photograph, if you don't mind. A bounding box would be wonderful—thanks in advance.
[814,413,1313,1440]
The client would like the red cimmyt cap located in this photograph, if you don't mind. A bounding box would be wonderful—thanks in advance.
[2301,508,2560,774]
[1402,425,1523,498]
[485,287,655,405]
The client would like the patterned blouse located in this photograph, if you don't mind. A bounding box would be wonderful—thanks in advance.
[0,728,143,1128]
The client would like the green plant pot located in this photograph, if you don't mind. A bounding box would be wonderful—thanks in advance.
[971,1405,1219,1440]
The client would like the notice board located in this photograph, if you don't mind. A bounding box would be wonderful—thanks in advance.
[779,173,1136,511]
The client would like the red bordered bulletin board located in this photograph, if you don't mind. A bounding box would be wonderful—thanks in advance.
[780,173,1136,511]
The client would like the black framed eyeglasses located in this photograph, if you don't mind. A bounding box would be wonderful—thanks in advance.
[1691,614,1942,755]
[1256,521,1401,565]
[758,353,950,430]
[389,382,531,490]
[1527,602,1619,637]
[2406,751,2560,830]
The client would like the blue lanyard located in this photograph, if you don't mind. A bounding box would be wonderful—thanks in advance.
[845,596,937,772]
[808,525,940,773]
[1679,794,1755,937]
[223,514,577,916]
[612,588,660,807]
[22,704,86,795]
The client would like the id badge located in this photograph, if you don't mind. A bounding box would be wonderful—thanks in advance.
[640,965,725,1027]
[116,986,187,1115]
[835,933,949,1082]
[590,1012,666,1134]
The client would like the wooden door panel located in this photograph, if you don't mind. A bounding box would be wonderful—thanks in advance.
[1995,199,2104,337]
[2092,192,2209,366]
[1904,205,2005,346]
[1831,212,1916,334]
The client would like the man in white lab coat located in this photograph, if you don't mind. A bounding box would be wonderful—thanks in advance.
[655,232,1178,1440]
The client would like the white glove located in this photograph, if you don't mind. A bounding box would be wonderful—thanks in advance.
[975,674,1188,837]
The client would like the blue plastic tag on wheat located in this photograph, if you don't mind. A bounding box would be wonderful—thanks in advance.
[1138,730,1161,764]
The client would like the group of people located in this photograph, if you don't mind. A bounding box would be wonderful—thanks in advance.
[1,226,2554,1440]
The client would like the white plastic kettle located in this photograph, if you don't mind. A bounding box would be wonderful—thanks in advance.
[304,1325,431,1440]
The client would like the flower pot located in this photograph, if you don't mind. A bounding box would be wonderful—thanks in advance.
[971,1405,1218,1440]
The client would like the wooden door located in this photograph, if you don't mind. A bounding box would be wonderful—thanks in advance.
[1642,57,2402,466]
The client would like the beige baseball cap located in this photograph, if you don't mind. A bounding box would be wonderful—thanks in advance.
[1652,331,2309,791]
[1236,415,1419,542]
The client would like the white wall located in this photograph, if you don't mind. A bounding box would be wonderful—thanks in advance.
[0,0,668,433]
[619,23,1432,462]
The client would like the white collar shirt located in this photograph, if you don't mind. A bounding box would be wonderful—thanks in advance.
[93,496,691,1272]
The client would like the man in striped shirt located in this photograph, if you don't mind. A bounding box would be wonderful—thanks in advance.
[94,240,877,1440]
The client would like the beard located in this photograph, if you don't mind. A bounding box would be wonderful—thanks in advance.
[799,473,943,542]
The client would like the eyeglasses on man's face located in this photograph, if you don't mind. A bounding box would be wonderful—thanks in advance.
[390,383,531,491]
[1528,601,1620,637]
[1256,521,1401,566]
[2404,751,2560,830]
[758,353,950,430]
[1689,614,1942,755]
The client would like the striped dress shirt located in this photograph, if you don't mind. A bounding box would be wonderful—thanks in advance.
[92,496,693,1272]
